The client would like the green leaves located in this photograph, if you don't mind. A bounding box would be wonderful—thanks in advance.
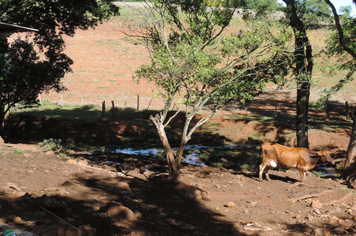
[0,0,119,136]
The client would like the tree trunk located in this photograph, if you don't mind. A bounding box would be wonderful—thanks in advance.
[0,106,4,138]
[341,114,356,187]
[284,0,313,148]
[296,82,310,148]
[150,113,183,180]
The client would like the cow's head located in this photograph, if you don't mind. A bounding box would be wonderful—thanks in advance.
[319,150,335,165]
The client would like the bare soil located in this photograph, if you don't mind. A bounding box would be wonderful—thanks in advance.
[1,18,356,236]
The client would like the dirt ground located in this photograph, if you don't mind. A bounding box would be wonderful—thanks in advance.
[2,16,356,236]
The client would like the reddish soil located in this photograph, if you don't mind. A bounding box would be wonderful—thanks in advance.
[1,18,356,236]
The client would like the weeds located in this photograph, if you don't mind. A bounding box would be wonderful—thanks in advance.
[39,138,63,153]
[13,148,25,156]
[59,153,67,158]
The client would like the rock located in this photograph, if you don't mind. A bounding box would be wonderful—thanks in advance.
[268,195,279,199]
[65,228,82,236]
[201,191,210,201]
[106,204,136,222]
[67,159,77,165]
[12,216,22,224]
[334,207,341,213]
[311,200,323,209]
[330,216,339,222]
[117,182,131,191]
[134,210,142,219]
[248,201,258,206]
[128,232,143,236]
[243,222,271,231]
[0,136,4,145]
[311,228,324,236]
[225,201,236,208]
[78,225,96,236]
[313,208,321,215]
[126,170,148,182]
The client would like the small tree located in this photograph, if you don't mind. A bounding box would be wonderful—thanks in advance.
[123,0,292,180]
[0,0,119,137]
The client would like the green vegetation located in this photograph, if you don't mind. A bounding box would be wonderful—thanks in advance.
[13,148,25,156]
[39,138,63,152]
[0,0,120,138]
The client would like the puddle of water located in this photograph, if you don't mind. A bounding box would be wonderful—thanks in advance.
[314,165,339,177]
[106,144,241,166]
[113,147,160,156]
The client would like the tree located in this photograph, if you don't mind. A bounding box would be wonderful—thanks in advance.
[301,0,332,27]
[281,0,314,148]
[245,0,280,13]
[0,0,119,137]
[322,0,356,187]
[123,0,292,180]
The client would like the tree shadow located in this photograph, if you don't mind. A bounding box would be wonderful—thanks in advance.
[0,174,251,236]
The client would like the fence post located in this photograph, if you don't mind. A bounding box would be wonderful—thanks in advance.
[346,101,350,120]
[137,94,140,111]
[101,100,106,118]
[111,101,115,118]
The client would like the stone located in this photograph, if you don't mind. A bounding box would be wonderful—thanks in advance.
[201,191,210,201]
[313,208,321,215]
[0,136,4,145]
[226,201,236,208]
[12,216,22,224]
[311,228,324,236]
[268,195,279,199]
[128,232,143,236]
[67,159,77,165]
[311,200,323,209]
[78,225,96,236]
[243,222,271,231]
[117,182,131,191]
[106,205,136,222]
[307,214,314,221]
[65,228,82,236]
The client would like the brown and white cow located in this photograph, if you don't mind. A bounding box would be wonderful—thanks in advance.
[259,143,335,182]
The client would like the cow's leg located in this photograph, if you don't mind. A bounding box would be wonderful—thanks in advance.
[259,163,266,181]
[298,168,306,182]
[265,168,271,181]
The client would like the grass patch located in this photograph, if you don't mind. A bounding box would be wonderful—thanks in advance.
[94,40,121,46]
[13,149,25,156]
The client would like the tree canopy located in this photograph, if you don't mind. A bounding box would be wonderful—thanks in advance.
[0,0,119,137]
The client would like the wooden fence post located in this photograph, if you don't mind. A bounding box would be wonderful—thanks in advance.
[346,101,350,120]
[111,101,115,118]
[101,100,106,118]
[137,94,140,111]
